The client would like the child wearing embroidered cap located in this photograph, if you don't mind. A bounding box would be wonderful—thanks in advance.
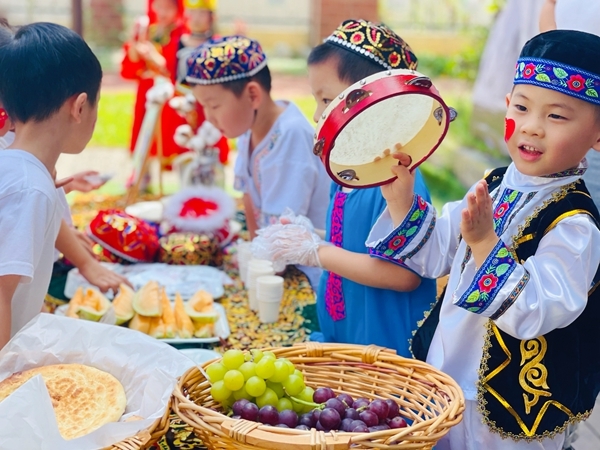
[186,35,331,288]
[0,23,102,348]
[367,30,600,449]
[250,19,436,357]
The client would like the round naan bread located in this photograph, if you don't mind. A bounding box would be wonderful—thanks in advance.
[0,364,127,440]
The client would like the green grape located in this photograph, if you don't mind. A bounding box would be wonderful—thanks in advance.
[210,380,232,402]
[263,351,276,360]
[282,374,305,396]
[293,369,304,380]
[205,362,227,383]
[276,397,293,412]
[266,380,285,398]
[245,376,267,397]
[238,362,257,380]
[255,357,276,379]
[298,386,314,403]
[268,360,290,383]
[282,359,296,375]
[223,370,245,391]
[250,349,264,363]
[222,349,245,370]
[256,388,279,408]
[244,352,253,362]
[233,386,254,401]
[291,398,304,413]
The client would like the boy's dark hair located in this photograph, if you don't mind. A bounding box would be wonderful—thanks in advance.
[220,65,272,97]
[308,42,386,85]
[0,22,102,123]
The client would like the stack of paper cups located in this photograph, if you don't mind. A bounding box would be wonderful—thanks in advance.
[237,241,253,285]
[247,260,274,311]
[257,275,285,323]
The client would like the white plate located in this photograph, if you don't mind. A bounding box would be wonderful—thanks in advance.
[179,348,222,365]
[54,302,230,344]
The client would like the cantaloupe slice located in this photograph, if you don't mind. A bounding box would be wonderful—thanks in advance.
[66,287,84,319]
[132,281,162,317]
[159,288,176,339]
[174,293,194,339]
[129,313,155,335]
[185,290,219,324]
[67,287,111,322]
[112,284,135,325]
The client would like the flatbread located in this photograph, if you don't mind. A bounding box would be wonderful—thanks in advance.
[0,364,127,440]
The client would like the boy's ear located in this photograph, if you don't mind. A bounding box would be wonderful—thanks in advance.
[246,81,262,109]
[505,93,511,108]
[591,133,600,152]
[70,93,89,123]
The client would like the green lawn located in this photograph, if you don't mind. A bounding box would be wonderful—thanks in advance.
[91,90,135,148]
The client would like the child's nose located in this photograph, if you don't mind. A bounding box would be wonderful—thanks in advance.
[520,116,544,137]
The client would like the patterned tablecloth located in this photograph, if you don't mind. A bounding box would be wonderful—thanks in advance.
[67,193,318,449]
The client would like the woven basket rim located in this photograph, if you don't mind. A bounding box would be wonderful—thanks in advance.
[172,343,465,450]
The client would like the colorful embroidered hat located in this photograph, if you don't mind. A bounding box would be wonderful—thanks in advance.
[157,232,220,266]
[185,35,268,85]
[514,30,600,106]
[184,0,217,10]
[87,209,160,263]
[326,19,418,71]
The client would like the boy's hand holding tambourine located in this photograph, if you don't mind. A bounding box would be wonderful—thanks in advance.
[380,152,418,228]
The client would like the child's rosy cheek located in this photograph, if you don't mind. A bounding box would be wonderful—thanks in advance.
[504,118,515,142]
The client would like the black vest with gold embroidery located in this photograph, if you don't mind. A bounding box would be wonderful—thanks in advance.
[412,167,600,441]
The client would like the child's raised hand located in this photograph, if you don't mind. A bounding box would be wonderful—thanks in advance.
[460,180,498,258]
[380,152,416,227]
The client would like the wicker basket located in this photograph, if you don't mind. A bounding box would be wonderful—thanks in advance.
[173,343,464,450]
[102,397,172,450]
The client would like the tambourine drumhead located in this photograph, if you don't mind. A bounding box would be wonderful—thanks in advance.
[314,69,455,188]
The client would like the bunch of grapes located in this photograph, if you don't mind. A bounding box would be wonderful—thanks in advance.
[206,349,409,432]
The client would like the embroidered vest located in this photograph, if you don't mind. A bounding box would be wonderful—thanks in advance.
[412,167,600,441]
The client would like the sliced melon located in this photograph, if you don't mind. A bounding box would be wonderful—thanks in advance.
[149,316,166,338]
[77,287,111,321]
[66,287,84,318]
[132,281,162,317]
[185,290,219,324]
[112,284,135,325]
[174,293,194,339]
[159,288,176,339]
[194,323,215,338]
[129,313,155,334]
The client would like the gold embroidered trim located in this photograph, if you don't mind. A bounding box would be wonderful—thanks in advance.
[514,233,535,246]
[477,321,589,441]
[519,337,551,414]
[544,209,596,236]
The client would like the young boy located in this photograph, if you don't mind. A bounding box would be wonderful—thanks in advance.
[367,30,600,449]
[0,22,102,348]
[186,35,330,287]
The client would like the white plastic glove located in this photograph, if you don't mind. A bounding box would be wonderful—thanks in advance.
[252,222,327,270]
[279,207,315,231]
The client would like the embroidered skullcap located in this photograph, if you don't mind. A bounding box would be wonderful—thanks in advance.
[184,0,217,11]
[326,19,417,71]
[186,35,267,85]
[514,30,600,105]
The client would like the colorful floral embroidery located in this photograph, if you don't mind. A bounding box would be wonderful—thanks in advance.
[325,191,347,321]
[514,57,600,105]
[494,189,522,235]
[371,195,431,259]
[456,241,517,314]
[401,216,436,262]
[490,272,530,320]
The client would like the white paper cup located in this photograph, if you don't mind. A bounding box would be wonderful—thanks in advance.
[257,276,284,323]
[237,242,253,284]
[247,264,275,311]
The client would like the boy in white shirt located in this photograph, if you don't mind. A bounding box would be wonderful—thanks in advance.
[0,22,103,348]
[186,36,330,287]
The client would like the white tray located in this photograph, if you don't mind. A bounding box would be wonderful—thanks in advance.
[55,302,230,344]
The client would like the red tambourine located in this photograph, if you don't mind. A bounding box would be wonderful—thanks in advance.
[313,69,457,188]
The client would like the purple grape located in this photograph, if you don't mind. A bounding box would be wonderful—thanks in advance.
[258,405,279,426]
[368,424,390,432]
[313,387,336,404]
[359,410,378,427]
[315,421,326,431]
[299,413,316,428]
[296,424,310,431]
[389,416,408,429]
[352,398,370,410]
[337,393,354,408]
[233,399,250,416]
[368,399,389,421]
[385,399,400,419]
[275,424,289,428]
[340,418,354,432]
[325,398,346,417]
[318,408,341,430]
[350,420,369,433]
[240,402,259,421]
[232,415,241,420]
[279,410,299,428]
[344,408,360,420]
[312,409,321,422]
